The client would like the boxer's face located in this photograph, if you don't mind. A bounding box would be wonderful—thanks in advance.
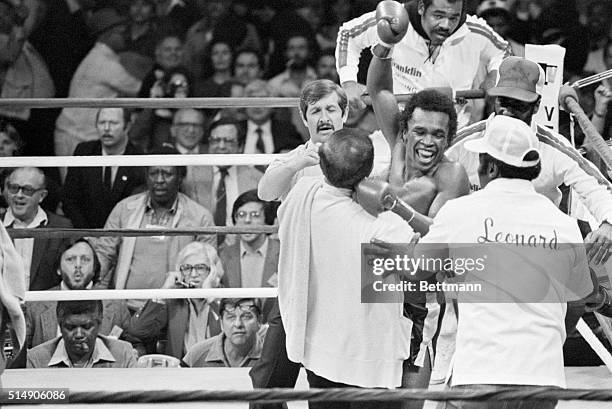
[419,0,462,45]
[403,108,449,173]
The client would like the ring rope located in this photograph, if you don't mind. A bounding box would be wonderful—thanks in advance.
[18,387,612,404]
[25,288,278,302]
[0,153,279,168]
[7,226,278,239]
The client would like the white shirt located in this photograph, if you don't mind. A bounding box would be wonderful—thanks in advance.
[4,206,48,289]
[244,121,274,154]
[213,166,239,226]
[336,11,509,128]
[446,119,612,224]
[101,146,126,186]
[240,237,268,288]
[419,178,592,387]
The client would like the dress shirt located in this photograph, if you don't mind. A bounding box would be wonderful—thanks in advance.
[244,121,274,154]
[48,338,116,368]
[213,166,238,226]
[175,144,199,155]
[4,206,48,289]
[101,146,127,186]
[240,237,268,288]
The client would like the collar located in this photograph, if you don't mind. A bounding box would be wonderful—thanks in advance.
[214,166,235,176]
[205,333,262,365]
[145,194,179,214]
[4,206,47,228]
[247,120,272,135]
[482,178,536,193]
[176,144,200,155]
[240,236,269,257]
[101,145,126,156]
[321,180,353,198]
[48,337,116,367]
[60,281,94,291]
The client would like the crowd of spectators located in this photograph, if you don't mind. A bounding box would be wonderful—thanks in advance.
[1,0,612,373]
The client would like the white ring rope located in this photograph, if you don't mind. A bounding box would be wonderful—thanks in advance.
[0,153,280,168]
[25,287,278,302]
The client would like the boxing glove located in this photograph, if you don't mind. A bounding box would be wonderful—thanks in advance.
[376,0,410,46]
[355,178,394,216]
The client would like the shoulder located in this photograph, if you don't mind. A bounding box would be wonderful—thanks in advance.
[436,159,469,187]
[464,15,508,50]
[116,192,147,211]
[268,238,280,253]
[184,335,219,365]
[179,193,213,220]
[45,211,72,228]
[73,140,100,155]
[99,335,137,359]
[219,241,240,258]
[28,337,60,362]
[26,300,55,316]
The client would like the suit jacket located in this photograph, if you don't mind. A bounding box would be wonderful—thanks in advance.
[219,238,279,323]
[2,211,72,291]
[62,140,146,228]
[241,119,303,154]
[25,288,131,348]
[165,299,222,359]
[181,165,263,215]
[94,192,216,289]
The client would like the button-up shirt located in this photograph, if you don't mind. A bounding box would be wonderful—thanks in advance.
[47,338,117,368]
[182,329,266,368]
[244,121,274,154]
[4,206,48,289]
[240,238,268,288]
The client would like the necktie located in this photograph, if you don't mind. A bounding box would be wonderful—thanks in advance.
[255,127,265,153]
[214,167,229,245]
[103,166,112,192]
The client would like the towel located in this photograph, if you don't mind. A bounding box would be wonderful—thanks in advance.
[0,222,26,351]
[277,176,323,363]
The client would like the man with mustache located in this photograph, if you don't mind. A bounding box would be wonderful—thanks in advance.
[258,79,391,202]
[336,0,511,129]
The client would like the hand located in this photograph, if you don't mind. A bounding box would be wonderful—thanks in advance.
[293,142,320,170]
[161,270,183,289]
[594,85,612,115]
[585,222,612,265]
[376,0,409,45]
[342,81,367,112]
[150,80,165,98]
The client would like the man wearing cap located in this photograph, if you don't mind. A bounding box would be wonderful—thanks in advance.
[476,0,525,57]
[54,8,142,166]
[418,114,593,408]
[446,56,612,263]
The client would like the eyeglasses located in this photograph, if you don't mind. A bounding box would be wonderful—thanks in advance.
[179,263,211,277]
[5,183,45,197]
[235,210,263,220]
[209,137,238,145]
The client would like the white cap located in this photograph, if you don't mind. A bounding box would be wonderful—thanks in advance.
[464,115,540,168]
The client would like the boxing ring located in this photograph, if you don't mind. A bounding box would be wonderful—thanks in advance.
[1,94,612,408]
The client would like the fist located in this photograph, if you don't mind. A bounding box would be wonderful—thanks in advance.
[355,178,396,216]
[376,0,409,45]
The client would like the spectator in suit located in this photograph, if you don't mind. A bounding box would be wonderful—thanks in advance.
[2,167,71,291]
[27,300,137,368]
[186,118,262,236]
[153,241,225,359]
[183,298,266,367]
[25,238,131,349]
[63,107,145,229]
[242,79,303,154]
[220,189,278,322]
[94,146,216,308]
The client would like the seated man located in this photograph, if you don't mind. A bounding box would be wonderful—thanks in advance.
[2,167,72,291]
[183,298,266,367]
[27,300,138,368]
[94,146,216,309]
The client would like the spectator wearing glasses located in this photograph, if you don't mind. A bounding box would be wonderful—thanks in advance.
[183,298,266,368]
[2,167,71,291]
[151,241,225,359]
[220,190,278,322]
[199,119,262,243]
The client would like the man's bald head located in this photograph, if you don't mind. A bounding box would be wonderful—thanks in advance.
[319,129,373,190]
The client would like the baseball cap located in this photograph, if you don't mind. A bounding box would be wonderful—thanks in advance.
[487,57,543,103]
[464,115,540,167]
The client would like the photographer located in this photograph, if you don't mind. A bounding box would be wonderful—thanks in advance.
[130,66,193,152]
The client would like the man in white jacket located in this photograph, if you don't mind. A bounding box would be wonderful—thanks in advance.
[336,0,510,128]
